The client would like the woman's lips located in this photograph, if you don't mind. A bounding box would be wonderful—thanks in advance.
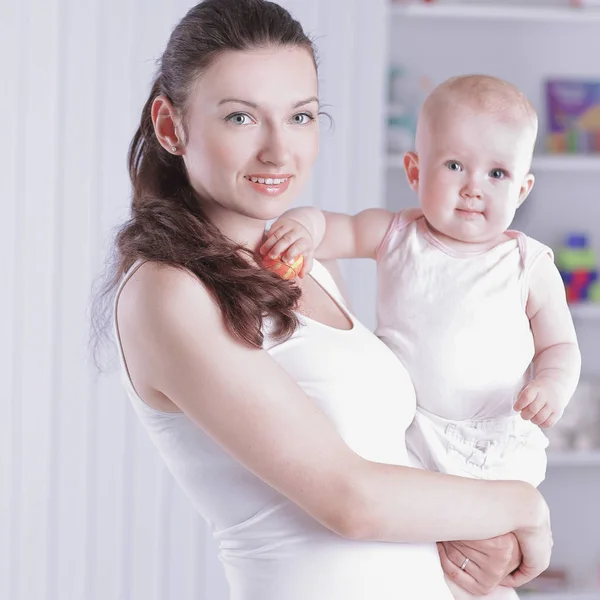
[245,174,292,196]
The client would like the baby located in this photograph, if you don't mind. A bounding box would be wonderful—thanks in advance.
[261,75,581,599]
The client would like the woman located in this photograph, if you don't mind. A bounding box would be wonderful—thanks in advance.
[99,1,552,598]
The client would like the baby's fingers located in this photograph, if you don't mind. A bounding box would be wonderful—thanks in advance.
[519,398,546,422]
[530,405,552,426]
[260,225,287,256]
[538,411,561,428]
[299,254,313,277]
[265,229,300,260]
[514,385,538,412]
[282,238,310,263]
[531,406,560,428]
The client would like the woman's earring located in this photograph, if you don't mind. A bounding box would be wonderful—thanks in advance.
[171,146,177,153]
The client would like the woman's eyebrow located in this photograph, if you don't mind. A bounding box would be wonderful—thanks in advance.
[218,98,259,108]
[293,96,319,108]
[217,96,319,109]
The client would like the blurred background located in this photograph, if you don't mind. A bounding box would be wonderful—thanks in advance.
[1,0,599,599]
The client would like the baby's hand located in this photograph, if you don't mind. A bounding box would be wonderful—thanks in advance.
[259,217,315,277]
[514,379,567,428]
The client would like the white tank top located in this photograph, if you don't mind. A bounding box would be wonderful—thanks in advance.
[376,209,550,484]
[114,259,453,600]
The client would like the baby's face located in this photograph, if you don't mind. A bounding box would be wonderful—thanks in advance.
[415,108,535,245]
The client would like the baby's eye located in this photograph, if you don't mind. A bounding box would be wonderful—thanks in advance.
[226,113,254,125]
[489,168,507,180]
[290,112,314,125]
[445,161,463,172]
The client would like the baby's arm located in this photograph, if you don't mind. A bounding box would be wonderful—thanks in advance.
[514,254,582,428]
[260,208,395,271]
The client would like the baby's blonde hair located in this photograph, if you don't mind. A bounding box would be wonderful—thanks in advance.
[420,74,538,134]
[415,75,538,172]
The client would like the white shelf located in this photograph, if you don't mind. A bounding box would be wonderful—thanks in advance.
[547,450,600,466]
[521,592,600,600]
[532,155,600,173]
[386,153,600,173]
[390,3,600,23]
[570,303,600,320]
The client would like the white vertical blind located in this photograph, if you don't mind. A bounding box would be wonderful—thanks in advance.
[0,0,388,598]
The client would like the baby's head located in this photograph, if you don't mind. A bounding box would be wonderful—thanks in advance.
[404,74,538,245]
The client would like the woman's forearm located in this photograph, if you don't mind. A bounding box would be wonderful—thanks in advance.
[347,460,544,544]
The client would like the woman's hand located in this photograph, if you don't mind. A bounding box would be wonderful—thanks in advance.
[438,533,521,595]
[504,502,553,588]
[438,490,552,595]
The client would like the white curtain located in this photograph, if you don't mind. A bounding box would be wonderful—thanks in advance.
[0,0,388,598]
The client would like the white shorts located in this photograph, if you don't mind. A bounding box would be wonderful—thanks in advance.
[406,407,549,487]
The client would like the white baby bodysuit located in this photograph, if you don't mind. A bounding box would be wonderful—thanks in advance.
[376,208,550,485]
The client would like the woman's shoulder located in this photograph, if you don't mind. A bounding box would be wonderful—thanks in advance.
[116,260,223,339]
[123,259,198,289]
[120,259,207,299]
[115,260,243,411]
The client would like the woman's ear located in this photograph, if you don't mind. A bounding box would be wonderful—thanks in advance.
[518,173,535,207]
[151,95,183,154]
[403,151,420,192]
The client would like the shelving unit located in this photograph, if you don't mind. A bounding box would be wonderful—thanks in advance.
[522,592,600,600]
[548,450,600,467]
[385,1,600,593]
[390,2,600,23]
[570,303,600,320]
[532,155,600,173]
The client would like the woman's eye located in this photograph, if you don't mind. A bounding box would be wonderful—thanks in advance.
[446,161,462,172]
[227,113,254,125]
[290,112,314,125]
[490,169,507,179]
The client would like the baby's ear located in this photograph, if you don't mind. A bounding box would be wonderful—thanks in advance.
[403,152,420,192]
[518,173,535,206]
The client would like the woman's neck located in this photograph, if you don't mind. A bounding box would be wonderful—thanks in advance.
[204,205,267,252]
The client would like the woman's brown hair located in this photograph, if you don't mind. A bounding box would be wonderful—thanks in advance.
[92,0,319,363]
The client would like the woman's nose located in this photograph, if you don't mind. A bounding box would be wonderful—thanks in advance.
[257,127,290,167]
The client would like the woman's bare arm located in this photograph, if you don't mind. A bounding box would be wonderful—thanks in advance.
[117,262,550,549]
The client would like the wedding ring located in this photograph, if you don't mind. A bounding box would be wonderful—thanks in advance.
[459,557,470,571]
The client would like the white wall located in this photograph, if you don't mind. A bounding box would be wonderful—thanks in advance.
[0,1,388,599]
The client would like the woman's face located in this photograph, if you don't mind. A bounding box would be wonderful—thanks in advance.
[180,46,319,238]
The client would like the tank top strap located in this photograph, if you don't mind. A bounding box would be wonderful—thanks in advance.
[308,259,347,306]
[506,230,554,308]
[376,208,423,261]
[112,259,172,417]
[113,258,146,343]
[507,230,554,268]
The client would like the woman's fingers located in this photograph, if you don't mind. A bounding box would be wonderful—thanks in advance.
[453,535,521,580]
[437,542,495,596]
[501,561,543,588]
[510,516,553,588]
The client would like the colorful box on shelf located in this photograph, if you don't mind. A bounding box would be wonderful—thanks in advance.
[555,233,600,303]
[546,79,600,154]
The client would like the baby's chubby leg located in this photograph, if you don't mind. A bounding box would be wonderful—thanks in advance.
[445,576,519,600]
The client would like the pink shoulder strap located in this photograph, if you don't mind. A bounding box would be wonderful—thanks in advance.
[376,208,423,261]
[509,231,554,308]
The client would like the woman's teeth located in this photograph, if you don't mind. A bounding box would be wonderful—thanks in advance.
[249,176,288,185]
